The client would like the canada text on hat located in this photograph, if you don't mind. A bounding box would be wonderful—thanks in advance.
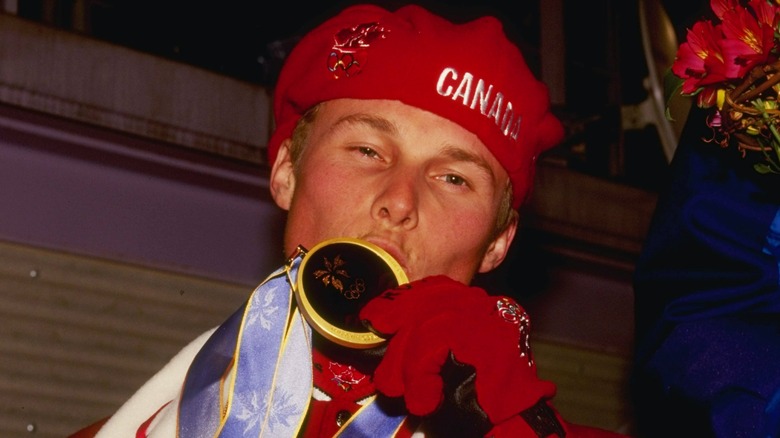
[268,4,564,207]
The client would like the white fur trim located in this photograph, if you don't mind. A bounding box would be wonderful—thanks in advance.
[95,328,216,438]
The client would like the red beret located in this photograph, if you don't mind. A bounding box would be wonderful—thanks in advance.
[268,4,563,208]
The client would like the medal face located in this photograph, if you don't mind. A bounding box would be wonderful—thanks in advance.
[294,238,408,348]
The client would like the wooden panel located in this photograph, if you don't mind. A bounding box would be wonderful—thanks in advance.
[0,13,271,165]
[534,340,634,434]
[0,239,252,438]
[525,158,658,256]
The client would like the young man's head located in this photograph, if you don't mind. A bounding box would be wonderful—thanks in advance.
[268,4,562,284]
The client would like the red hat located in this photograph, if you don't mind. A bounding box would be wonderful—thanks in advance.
[268,4,563,208]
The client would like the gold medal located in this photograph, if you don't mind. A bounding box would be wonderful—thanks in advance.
[291,237,408,349]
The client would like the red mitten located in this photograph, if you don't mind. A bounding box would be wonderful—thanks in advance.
[359,275,558,427]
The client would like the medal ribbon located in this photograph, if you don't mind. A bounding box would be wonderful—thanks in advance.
[178,257,311,437]
[177,250,406,437]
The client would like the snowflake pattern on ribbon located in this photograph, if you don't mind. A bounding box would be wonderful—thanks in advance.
[266,388,303,432]
[247,283,281,331]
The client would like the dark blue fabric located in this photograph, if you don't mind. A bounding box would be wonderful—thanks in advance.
[635,316,780,437]
[631,107,780,437]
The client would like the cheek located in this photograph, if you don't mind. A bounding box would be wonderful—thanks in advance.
[295,170,354,210]
[433,208,494,242]
[419,211,495,271]
[298,157,377,210]
[284,169,362,250]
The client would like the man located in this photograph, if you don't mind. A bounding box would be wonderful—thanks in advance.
[72,4,627,437]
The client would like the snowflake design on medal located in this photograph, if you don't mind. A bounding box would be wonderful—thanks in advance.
[327,21,389,78]
[313,254,349,291]
[496,297,534,366]
[312,255,365,300]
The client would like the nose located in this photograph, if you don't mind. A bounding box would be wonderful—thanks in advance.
[372,169,419,230]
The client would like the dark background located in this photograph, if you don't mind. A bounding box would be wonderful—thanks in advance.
[17,0,542,87]
[14,0,709,190]
[15,0,708,112]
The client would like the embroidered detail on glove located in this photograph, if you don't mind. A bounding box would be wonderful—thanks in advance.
[496,297,533,366]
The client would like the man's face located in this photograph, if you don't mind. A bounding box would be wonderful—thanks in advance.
[270,99,516,284]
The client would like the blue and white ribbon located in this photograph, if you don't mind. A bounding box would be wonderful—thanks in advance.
[177,253,406,437]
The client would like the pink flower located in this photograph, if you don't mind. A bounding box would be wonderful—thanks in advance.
[697,87,720,108]
[710,0,741,19]
[670,0,780,175]
[671,0,780,100]
[672,20,730,94]
[717,0,778,76]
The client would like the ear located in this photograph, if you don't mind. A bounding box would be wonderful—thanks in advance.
[478,215,518,273]
[270,139,296,211]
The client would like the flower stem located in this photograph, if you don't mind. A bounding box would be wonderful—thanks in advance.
[757,103,780,172]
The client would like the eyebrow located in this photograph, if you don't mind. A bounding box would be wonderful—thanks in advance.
[329,112,497,182]
[329,112,398,136]
[440,144,496,183]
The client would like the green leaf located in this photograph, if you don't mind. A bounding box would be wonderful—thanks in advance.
[754,163,774,174]
[663,69,690,122]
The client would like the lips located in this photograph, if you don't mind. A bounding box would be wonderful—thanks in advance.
[361,235,410,277]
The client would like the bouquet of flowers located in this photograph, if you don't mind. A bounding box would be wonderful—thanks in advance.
[669,0,780,174]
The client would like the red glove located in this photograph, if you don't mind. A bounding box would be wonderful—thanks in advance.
[359,275,560,432]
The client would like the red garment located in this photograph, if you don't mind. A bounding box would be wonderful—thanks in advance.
[68,344,632,438]
[304,347,416,437]
[67,417,108,438]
